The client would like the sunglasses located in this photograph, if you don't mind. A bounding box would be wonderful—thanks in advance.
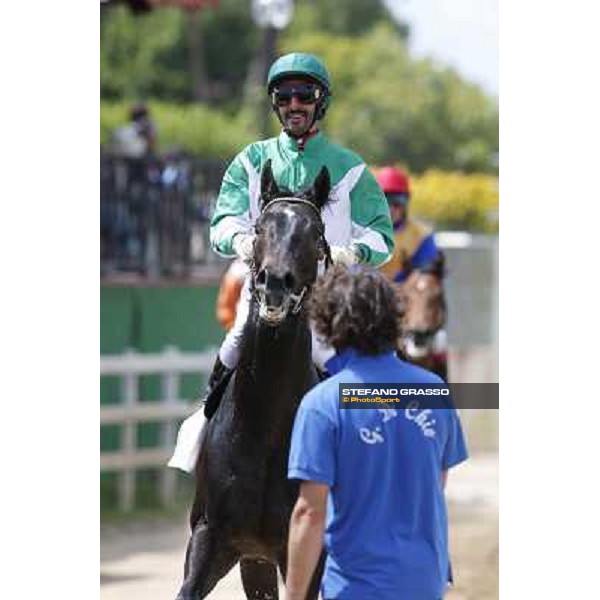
[272,83,322,106]
[386,193,409,206]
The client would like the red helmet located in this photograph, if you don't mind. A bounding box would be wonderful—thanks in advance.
[376,166,410,195]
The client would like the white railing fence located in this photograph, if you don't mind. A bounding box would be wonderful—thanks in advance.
[101,343,497,512]
[100,346,217,511]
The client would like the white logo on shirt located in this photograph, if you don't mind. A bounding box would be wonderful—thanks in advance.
[358,405,437,444]
[358,408,398,444]
[359,427,385,444]
[405,401,437,438]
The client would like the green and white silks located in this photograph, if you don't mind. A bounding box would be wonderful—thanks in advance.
[210,131,394,266]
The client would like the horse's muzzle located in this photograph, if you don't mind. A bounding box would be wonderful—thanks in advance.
[255,268,307,326]
[258,299,288,325]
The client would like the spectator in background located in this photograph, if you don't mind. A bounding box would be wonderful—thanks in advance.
[130,103,157,154]
[110,103,157,159]
[285,265,468,600]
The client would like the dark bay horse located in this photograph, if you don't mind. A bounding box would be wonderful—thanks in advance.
[397,252,448,380]
[176,161,332,600]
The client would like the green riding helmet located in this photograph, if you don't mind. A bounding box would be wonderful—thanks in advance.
[267,52,332,120]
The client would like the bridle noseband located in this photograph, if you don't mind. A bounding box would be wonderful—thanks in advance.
[250,197,332,322]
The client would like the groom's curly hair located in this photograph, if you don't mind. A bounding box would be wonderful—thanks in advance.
[309,264,401,355]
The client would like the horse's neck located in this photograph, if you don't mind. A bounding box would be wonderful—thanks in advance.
[234,302,313,438]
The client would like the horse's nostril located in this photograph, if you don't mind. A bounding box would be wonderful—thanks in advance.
[284,272,295,291]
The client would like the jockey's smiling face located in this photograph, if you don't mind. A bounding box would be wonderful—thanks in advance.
[274,77,319,137]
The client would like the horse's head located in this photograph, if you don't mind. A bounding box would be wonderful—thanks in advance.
[251,160,331,326]
[398,252,446,356]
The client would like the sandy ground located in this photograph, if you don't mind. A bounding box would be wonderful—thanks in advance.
[101,454,498,600]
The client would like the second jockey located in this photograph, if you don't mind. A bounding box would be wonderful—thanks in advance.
[375,166,439,283]
[375,165,449,378]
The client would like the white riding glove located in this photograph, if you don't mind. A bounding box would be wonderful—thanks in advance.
[232,233,255,264]
[330,244,360,266]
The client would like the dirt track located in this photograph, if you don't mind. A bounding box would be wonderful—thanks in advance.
[101,454,498,600]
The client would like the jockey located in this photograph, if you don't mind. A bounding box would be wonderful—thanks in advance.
[207,53,394,389]
[168,52,393,472]
[376,166,439,283]
[376,166,448,375]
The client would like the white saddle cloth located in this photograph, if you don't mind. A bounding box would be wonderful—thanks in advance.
[167,407,207,474]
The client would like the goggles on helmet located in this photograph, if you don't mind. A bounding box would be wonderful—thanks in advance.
[386,192,410,207]
[271,83,323,107]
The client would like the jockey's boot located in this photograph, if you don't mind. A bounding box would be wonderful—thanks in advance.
[203,355,234,419]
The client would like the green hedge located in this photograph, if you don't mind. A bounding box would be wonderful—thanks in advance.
[410,169,499,232]
[373,166,499,232]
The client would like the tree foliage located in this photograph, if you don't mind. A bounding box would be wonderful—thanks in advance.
[101,1,258,103]
[409,170,499,232]
[101,7,189,100]
[100,0,498,173]
[288,0,392,36]
[281,23,498,172]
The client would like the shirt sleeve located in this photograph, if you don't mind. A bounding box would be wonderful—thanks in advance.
[348,167,395,267]
[210,151,253,257]
[442,409,469,470]
[288,398,336,487]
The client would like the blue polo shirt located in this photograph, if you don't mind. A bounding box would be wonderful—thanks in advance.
[288,348,468,600]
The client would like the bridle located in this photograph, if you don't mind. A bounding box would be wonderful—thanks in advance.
[250,196,332,323]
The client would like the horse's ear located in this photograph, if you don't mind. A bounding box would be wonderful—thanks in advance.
[312,166,331,209]
[260,160,279,210]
